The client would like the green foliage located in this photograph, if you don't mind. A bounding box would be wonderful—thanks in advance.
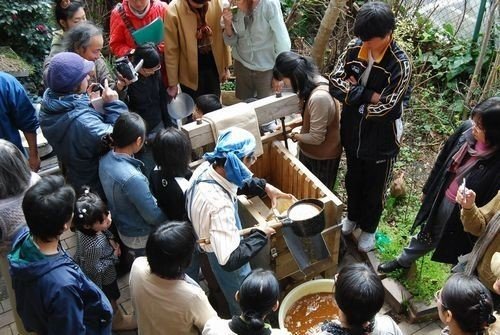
[396,15,493,103]
[0,0,53,85]
[281,0,325,45]
[377,194,451,303]
[221,80,236,91]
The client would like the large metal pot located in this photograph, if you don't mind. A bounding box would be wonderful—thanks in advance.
[279,198,325,237]
[237,198,325,238]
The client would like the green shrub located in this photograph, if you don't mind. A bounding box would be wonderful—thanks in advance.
[0,1,54,88]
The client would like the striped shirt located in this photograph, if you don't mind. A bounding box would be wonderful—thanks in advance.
[186,162,241,266]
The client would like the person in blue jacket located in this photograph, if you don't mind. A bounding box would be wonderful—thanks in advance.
[40,52,127,198]
[8,175,113,335]
[99,112,167,258]
[0,72,40,171]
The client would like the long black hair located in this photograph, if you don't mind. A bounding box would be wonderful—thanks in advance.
[273,51,320,102]
[152,127,192,179]
[55,0,85,30]
[238,269,280,330]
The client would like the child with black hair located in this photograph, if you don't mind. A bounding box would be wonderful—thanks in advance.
[126,43,173,177]
[203,269,289,335]
[321,263,402,335]
[99,112,166,258]
[150,127,193,220]
[129,221,216,334]
[329,1,412,252]
[436,274,496,335]
[8,175,113,334]
[193,94,223,120]
[72,188,137,331]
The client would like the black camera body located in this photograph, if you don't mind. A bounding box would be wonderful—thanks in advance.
[115,57,138,82]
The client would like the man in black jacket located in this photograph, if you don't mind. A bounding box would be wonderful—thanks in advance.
[329,2,411,252]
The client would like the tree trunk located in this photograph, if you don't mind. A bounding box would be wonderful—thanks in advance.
[310,0,347,69]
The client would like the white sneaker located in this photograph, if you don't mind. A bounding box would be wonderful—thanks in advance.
[341,217,357,235]
[358,231,376,252]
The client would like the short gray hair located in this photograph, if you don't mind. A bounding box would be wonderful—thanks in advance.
[0,139,31,199]
[63,22,102,53]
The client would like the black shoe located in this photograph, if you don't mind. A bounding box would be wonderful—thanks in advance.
[378,259,409,273]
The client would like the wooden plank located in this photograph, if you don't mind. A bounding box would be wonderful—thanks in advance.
[275,252,300,280]
[321,225,341,277]
[297,170,306,199]
[292,161,299,198]
[303,176,311,199]
[182,93,299,150]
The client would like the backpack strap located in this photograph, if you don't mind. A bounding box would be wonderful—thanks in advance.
[116,3,136,34]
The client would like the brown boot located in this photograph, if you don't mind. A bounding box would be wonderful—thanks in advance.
[112,308,137,331]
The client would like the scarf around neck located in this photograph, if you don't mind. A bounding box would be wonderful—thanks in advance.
[129,1,151,19]
[188,2,213,54]
[449,130,497,181]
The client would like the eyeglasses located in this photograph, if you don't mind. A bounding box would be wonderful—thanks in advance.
[470,118,484,131]
[141,64,161,75]
[247,154,257,165]
[434,289,448,310]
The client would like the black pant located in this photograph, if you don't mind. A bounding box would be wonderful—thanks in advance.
[181,52,221,100]
[345,153,396,233]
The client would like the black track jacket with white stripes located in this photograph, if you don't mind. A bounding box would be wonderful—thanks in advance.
[329,38,412,161]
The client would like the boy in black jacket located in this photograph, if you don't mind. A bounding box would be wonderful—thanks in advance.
[329,2,411,252]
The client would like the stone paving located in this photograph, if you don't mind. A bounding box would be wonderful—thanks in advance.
[0,229,446,335]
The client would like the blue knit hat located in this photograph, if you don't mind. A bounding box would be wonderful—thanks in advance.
[47,52,94,93]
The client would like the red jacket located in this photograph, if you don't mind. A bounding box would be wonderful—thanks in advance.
[110,0,167,57]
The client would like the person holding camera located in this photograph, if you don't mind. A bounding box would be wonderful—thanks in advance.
[110,0,169,88]
[121,43,173,178]
[40,52,127,198]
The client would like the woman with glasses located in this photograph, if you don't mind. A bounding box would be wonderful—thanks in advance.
[379,96,500,273]
[322,263,402,335]
[436,274,495,335]
[221,0,290,102]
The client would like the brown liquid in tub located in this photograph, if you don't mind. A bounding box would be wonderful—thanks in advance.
[284,292,339,335]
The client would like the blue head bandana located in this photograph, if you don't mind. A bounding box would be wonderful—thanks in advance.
[203,127,256,187]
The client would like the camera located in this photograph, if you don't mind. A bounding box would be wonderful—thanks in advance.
[115,57,139,82]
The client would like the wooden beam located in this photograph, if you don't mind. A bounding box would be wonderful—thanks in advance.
[182,93,300,149]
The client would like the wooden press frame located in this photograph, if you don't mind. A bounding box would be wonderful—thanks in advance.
[182,92,344,283]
